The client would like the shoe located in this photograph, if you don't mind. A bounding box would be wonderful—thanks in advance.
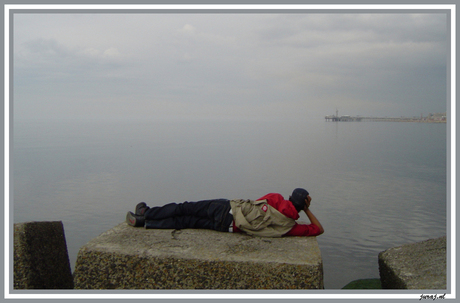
[126,211,145,227]
[135,202,149,216]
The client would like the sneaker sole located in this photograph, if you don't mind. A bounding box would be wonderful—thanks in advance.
[126,211,141,227]
[135,202,147,216]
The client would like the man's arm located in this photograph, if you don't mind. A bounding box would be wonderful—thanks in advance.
[304,208,324,235]
[304,196,324,235]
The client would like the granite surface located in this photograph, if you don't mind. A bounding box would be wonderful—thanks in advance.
[73,223,324,289]
[378,236,447,289]
[14,221,74,289]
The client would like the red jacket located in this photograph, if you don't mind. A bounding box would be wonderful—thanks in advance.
[233,193,322,237]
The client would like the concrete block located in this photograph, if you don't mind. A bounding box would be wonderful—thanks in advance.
[14,221,74,289]
[378,236,446,289]
[73,223,323,289]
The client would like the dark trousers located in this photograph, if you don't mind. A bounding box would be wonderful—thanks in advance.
[144,199,233,232]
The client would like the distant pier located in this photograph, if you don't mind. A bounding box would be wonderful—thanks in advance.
[325,111,446,123]
[325,115,362,122]
[325,116,416,122]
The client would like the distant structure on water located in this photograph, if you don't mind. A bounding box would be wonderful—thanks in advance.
[325,109,362,122]
[325,110,446,123]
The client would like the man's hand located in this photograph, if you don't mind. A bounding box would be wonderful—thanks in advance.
[304,195,312,211]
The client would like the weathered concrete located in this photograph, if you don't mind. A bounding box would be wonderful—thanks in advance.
[73,223,323,289]
[378,236,446,289]
[14,221,74,289]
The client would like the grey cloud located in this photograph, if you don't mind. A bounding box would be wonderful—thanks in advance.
[13,13,448,120]
[15,37,132,94]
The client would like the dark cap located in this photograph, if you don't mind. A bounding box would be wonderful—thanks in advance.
[290,188,310,212]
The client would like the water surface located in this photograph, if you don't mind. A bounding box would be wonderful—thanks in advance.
[12,118,447,289]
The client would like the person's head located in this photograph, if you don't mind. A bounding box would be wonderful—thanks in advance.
[289,188,310,212]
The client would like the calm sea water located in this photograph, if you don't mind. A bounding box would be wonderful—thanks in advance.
[12,117,447,289]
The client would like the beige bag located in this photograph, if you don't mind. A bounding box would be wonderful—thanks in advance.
[230,199,296,237]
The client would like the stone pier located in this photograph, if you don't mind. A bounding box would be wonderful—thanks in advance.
[378,236,447,289]
[73,223,324,289]
[14,221,74,289]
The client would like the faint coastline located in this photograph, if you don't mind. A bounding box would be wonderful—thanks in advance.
[325,111,447,123]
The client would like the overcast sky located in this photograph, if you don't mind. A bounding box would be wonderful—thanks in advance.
[13,12,448,121]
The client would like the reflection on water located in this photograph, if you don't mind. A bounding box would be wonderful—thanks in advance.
[12,118,447,289]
